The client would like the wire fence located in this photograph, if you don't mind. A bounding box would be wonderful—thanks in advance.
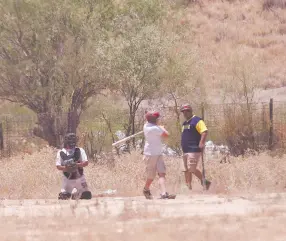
[0,99,285,159]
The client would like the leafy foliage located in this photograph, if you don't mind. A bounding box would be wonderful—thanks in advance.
[0,0,116,146]
[0,0,195,149]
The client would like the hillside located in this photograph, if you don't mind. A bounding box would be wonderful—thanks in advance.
[0,0,285,116]
[175,0,286,91]
[0,0,285,157]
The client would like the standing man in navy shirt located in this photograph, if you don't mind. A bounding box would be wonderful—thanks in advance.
[180,104,211,190]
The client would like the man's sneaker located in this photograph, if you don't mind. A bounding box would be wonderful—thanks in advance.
[201,180,212,190]
[58,192,71,200]
[71,193,78,200]
[186,183,192,190]
[159,192,176,199]
[143,188,153,200]
[71,188,79,200]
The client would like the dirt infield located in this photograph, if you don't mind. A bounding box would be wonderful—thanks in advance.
[1,193,286,241]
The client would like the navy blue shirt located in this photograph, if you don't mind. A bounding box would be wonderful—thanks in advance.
[181,115,207,153]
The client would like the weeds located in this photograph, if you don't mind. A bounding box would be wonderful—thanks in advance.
[263,0,286,10]
[0,147,285,199]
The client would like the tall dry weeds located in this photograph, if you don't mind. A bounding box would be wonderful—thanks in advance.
[0,147,286,199]
[263,0,286,10]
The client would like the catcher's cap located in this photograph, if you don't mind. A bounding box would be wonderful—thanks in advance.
[145,111,160,123]
[64,133,77,140]
[64,133,78,148]
[180,104,192,112]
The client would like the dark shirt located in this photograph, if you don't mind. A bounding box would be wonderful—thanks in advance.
[181,115,207,153]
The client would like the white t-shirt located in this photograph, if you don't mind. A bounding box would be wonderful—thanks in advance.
[143,123,164,156]
[56,147,88,166]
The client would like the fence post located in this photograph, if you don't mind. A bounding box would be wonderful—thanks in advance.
[269,98,273,150]
[261,104,267,130]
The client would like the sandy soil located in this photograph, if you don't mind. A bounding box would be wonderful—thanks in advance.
[1,193,286,241]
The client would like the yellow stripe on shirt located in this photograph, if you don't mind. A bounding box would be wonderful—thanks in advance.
[195,120,208,134]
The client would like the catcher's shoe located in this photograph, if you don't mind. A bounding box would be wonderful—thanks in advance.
[71,193,80,200]
[58,192,71,200]
[186,182,192,190]
[80,191,92,200]
[143,188,153,200]
[159,192,176,199]
[70,188,79,200]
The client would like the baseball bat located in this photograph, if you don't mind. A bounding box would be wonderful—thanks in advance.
[112,131,144,147]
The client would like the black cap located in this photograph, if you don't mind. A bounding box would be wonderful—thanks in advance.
[64,133,77,148]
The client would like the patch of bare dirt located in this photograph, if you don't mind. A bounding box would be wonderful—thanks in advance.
[1,193,286,241]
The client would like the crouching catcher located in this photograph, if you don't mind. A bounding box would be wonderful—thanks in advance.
[56,133,92,200]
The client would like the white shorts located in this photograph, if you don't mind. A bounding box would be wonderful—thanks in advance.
[61,175,89,196]
[144,155,166,179]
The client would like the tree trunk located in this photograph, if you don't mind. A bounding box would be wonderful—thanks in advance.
[170,93,182,133]
[102,113,120,156]
[131,112,136,148]
[67,108,81,134]
[33,109,81,148]
[33,113,64,148]
[125,103,138,151]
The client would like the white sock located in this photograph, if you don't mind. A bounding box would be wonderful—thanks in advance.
[158,177,166,195]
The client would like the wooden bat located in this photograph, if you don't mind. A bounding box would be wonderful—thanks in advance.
[112,131,144,147]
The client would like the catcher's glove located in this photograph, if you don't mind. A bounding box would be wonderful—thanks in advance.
[60,151,78,173]
[63,158,78,173]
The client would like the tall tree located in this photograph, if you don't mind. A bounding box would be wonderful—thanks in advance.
[0,0,114,147]
[109,0,170,141]
[157,46,203,154]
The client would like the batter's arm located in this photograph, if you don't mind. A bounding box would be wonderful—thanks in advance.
[199,131,208,150]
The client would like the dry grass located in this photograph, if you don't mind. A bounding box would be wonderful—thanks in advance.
[1,147,286,240]
[263,0,286,10]
[174,0,286,91]
[207,151,286,194]
[1,147,286,199]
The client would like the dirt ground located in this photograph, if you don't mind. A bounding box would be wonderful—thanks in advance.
[1,192,286,241]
